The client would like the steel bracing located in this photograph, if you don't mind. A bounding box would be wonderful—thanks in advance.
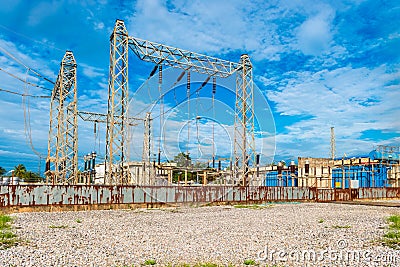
[234,54,255,185]
[106,20,130,184]
[46,51,78,184]
[128,37,238,78]
[78,111,140,126]
[106,19,256,185]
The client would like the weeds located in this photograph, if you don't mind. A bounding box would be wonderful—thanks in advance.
[332,225,352,229]
[233,204,272,209]
[243,259,257,265]
[143,259,156,265]
[165,264,233,267]
[49,225,68,229]
[76,219,82,223]
[318,219,324,223]
[0,214,19,249]
[387,215,400,230]
[382,214,400,249]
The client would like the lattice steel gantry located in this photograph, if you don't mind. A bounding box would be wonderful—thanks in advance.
[106,19,256,185]
[234,54,255,185]
[105,20,130,184]
[45,51,78,184]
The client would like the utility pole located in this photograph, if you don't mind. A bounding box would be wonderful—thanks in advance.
[330,127,336,160]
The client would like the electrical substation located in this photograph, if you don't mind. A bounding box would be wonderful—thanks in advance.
[1,20,399,209]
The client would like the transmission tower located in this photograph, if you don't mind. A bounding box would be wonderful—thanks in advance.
[233,54,255,185]
[105,20,130,184]
[330,126,336,160]
[105,19,256,185]
[45,51,78,184]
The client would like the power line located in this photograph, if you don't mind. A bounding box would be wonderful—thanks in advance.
[0,87,50,98]
[22,69,45,173]
[0,67,53,91]
[0,46,55,84]
[0,23,64,52]
[152,75,211,120]
[132,69,187,118]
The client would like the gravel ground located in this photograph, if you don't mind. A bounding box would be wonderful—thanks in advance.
[1,203,400,266]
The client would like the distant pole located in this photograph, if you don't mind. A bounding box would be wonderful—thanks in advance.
[330,127,336,160]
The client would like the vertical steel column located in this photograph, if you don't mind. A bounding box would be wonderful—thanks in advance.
[46,51,78,184]
[142,112,152,185]
[105,20,130,184]
[233,54,255,186]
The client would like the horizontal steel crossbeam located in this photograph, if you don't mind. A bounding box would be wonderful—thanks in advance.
[78,111,140,125]
[128,37,239,78]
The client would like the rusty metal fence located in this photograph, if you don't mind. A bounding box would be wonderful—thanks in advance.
[1,186,400,209]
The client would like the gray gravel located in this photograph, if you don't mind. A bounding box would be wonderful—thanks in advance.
[1,203,400,266]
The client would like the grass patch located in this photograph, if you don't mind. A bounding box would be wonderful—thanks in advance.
[76,219,82,223]
[0,214,12,229]
[387,215,400,230]
[0,214,19,249]
[332,225,352,229]
[243,259,257,265]
[233,204,272,209]
[165,264,233,267]
[49,225,68,229]
[143,259,156,265]
[318,219,324,223]
[382,214,400,249]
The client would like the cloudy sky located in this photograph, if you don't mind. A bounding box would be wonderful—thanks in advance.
[0,0,399,173]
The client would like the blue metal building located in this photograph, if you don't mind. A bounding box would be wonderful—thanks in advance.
[265,170,298,187]
[331,164,390,188]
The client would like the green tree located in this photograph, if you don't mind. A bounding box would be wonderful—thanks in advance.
[23,171,43,183]
[173,152,192,167]
[0,166,6,176]
[13,164,26,178]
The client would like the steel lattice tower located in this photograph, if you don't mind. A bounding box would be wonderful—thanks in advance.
[104,19,257,185]
[234,54,255,185]
[45,51,78,184]
[105,20,130,184]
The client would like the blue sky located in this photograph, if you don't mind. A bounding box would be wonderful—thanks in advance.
[0,0,399,174]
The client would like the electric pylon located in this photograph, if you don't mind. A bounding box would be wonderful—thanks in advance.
[45,51,78,184]
[105,20,130,184]
[233,54,255,185]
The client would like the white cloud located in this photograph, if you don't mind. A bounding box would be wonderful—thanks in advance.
[94,22,105,30]
[80,63,105,78]
[264,64,400,158]
[27,1,62,26]
[296,6,335,56]
[127,0,289,61]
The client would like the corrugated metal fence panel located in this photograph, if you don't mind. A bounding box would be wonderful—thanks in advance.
[386,188,400,198]
[1,185,400,208]
[133,187,145,203]
[0,186,9,206]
